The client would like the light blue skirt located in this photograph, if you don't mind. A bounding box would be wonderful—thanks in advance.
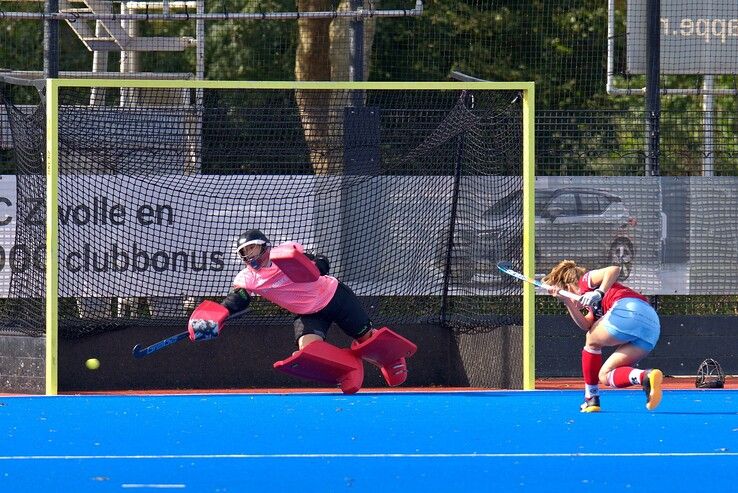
[599,297,661,351]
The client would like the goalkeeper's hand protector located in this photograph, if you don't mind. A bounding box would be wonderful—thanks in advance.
[188,300,229,341]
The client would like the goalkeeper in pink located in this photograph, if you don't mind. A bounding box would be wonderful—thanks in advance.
[543,260,662,412]
[187,229,416,393]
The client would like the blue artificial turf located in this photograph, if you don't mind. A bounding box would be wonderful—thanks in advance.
[0,390,735,491]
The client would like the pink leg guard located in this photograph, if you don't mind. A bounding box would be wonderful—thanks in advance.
[351,327,417,387]
[273,340,364,394]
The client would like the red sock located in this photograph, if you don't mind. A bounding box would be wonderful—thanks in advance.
[581,348,602,385]
[606,367,645,388]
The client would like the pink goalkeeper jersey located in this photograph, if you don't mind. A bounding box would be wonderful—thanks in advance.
[231,242,339,315]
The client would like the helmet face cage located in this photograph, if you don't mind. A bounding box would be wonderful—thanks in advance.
[238,242,270,269]
[695,358,725,388]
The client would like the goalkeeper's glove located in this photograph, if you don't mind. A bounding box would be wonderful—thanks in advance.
[314,255,330,275]
[189,319,220,341]
[188,300,229,341]
[580,289,604,307]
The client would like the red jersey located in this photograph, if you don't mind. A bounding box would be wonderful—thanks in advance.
[579,271,648,315]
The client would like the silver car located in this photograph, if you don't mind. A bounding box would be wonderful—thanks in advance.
[440,187,636,283]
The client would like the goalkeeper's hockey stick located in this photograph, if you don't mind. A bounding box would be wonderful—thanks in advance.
[496,261,581,302]
[132,331,189,359]
[131,308,250,359]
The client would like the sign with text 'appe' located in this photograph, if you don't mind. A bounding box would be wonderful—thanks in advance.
[627,0,738,74]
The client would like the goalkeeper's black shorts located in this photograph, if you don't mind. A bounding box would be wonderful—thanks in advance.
[293,282,372,342]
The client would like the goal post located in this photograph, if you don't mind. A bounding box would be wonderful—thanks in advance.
[42,79,536,394]
[521,83,535,390]
[45,81,60,395]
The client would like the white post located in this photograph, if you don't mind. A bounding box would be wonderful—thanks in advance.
[702,75,714,177]
[89,21,108,106]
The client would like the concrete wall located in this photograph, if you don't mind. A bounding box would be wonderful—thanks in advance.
[536,315,738,377]
[57,321,460,392]
[0,333,45,394]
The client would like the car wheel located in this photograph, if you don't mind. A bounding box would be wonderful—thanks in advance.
[609,238,634,281]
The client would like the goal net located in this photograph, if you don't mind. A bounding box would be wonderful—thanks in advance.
[4,80,535,390]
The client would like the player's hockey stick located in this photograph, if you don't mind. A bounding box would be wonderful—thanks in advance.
[131,308,250,359]
[132,331,189,359]
[496,261,581,302]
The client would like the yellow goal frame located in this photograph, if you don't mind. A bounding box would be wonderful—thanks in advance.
[44,79,536,394]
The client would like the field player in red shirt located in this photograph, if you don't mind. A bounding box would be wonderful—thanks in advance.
[543,260,663,412]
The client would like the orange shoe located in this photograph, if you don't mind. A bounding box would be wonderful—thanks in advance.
[643,369,663,411]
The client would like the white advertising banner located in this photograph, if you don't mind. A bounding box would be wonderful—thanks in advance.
[0,176,17,297]
[1,174,737,297]
[53,174,319,298]
[0,175,321,298]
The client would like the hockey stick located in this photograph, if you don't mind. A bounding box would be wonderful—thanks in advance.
[496,261,581,302]
[132,331,189,359]
[131,308,250,359]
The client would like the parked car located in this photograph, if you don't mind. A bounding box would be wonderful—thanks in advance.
[438,187,636,283]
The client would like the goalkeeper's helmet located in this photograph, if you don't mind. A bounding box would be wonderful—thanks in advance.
[236,229,272,270]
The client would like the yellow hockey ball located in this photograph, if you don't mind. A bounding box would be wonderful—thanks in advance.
[85,358,100,370]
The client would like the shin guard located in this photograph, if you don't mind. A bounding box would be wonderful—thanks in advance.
[273,340,364,394]
[351,327,417,387]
